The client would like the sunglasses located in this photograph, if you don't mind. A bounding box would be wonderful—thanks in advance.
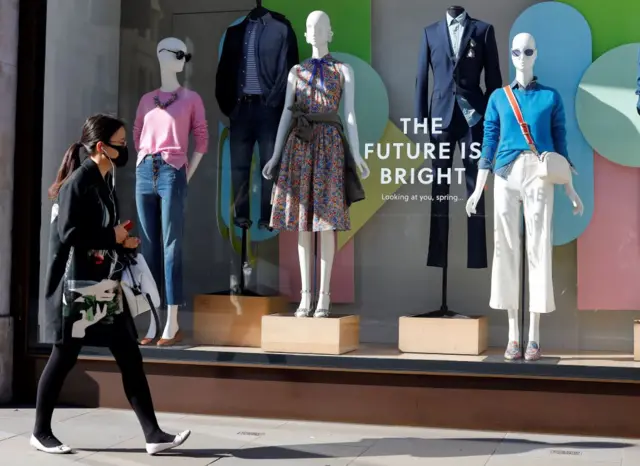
[160,48,192,62]
[511,48,535,57]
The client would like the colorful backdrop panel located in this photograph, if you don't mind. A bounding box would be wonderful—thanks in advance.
[510,2,594,246]
[559,0,640,309]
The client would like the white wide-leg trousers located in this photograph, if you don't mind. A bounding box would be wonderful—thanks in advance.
[490,152,555,314]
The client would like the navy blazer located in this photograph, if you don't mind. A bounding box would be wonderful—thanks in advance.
[415,16,502,129]
[216,11,299,117]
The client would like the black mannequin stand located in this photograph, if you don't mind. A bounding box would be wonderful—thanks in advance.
[424,232,470,319]
[230,221,259,298]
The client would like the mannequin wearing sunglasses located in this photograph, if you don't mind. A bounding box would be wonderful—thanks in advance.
[133,37,209,346]
[466,33,583,362]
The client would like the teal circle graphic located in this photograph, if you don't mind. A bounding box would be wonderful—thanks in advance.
[331,52,389,154]
[576,43,640,167]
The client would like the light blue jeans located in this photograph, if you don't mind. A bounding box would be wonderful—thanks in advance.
[135,154,187,305]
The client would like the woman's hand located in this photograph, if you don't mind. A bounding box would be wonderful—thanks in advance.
[123,236,141,249]
[114,223,129,244]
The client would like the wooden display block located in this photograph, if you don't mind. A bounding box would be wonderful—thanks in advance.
[399,314,488,355]
[193,294,287,347]
[261,314,359,355]
[634,320,640,361]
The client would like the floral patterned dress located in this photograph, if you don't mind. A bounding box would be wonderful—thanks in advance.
[270,54,350,232]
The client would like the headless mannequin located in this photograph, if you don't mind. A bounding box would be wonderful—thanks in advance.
[262,11,369,315]
[447,5,465,17]
[466,33,583,355]
[142,37,204,342]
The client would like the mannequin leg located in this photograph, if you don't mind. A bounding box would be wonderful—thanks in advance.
[314,231,336,317]
[296,232,313,317]
[507,308,520,342]
[144,315,157,341]
[504,308,522,360]
[522,160,555,361]
[528,312,540,343]
[491,172,522,360]
[157,163,187,344]
[135,156,163,344]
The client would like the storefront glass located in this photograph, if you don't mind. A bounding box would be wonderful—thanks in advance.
[29,0,640,377]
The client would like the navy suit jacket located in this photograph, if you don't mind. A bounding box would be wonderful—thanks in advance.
[415,16,502,129]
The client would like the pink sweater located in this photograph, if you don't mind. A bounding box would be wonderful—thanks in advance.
[133,87,209,169]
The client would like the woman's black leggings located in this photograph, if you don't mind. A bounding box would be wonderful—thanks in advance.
[34,336,163,442]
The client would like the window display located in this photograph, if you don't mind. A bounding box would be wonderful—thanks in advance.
[29,0,640,380]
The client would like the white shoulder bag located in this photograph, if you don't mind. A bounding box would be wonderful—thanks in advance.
[503,85,572,185]
[121,254,161,340]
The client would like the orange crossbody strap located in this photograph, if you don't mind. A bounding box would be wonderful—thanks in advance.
[503,85,539,156]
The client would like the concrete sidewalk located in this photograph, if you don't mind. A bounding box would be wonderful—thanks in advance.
[0,407,639,465]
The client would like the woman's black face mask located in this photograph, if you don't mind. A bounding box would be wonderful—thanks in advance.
[103,142,129,168]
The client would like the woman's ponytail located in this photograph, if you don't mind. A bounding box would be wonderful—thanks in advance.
[47,142,83,200]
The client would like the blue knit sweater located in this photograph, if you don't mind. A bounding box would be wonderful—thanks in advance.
[479,80,572,178]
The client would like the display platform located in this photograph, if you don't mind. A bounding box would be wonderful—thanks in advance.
[398,314,489,355]
[193,293,287,347]
[261,313,360,355]
[634,319,640,361]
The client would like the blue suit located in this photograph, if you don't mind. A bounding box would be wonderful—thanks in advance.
[415,16,502,270]
[415,16,502,128]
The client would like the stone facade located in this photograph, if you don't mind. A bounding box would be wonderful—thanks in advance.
[0,0,19,404]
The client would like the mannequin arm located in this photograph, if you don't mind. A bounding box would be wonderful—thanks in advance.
[133,98,145,152]
[483,25,502,95]
[478,92,500,172]
[473,169,490,194]
[551,90,574,168]
[187,152,204,182]
[564,176,584,215]
[465,169,490,217]
[263,67,297,177]
[341,64,370,179]
[187,94,209,182]
[415,28,430,121]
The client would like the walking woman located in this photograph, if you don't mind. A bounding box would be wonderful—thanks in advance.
[32,114,190,455]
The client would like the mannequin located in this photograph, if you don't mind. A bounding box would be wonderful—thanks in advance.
[262,11,369,317]
[466,33,583,361]
[415,8,502,271]
[215,4,298,231]
[134,37,209,345]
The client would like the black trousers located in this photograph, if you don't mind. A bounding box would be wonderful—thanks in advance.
[34,335,162,442]
[229,95,281,229]
[427,104,487,269]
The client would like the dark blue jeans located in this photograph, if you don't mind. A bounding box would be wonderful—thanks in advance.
[135,154,187,305]
[229,96,280,228]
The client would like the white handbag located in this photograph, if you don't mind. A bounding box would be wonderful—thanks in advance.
[121,254,161,332]
[503,86,572,185]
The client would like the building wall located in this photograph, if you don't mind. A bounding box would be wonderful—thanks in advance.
[0,0,19,403]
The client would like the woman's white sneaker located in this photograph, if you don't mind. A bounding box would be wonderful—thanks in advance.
[146,430,191,455]
[30,434,72,454]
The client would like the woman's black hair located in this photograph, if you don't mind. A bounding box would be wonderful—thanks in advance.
[48,113,125,199]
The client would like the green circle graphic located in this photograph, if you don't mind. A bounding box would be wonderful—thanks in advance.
[576,43,640,167]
